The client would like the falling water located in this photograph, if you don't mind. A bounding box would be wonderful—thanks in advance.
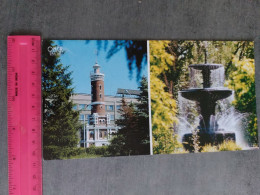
[211,67,225,87]
[189,66,225,88]
[177,93,200,142]
[215,95,249,148]
[189,68,202,88]
[178,66,250,149]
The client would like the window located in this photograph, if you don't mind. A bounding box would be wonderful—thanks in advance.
[99,130,108,139]
[99,119,105,124]
[79,114,84,120]
[73,105,78,110]
[99,84,102,90]
[89,131,94,140]
[110,115,115,121]
[116,105,121,110]
[106,105,114,111]
[79,104,85,110]
[86,105,91,111]
[99,94,102,98]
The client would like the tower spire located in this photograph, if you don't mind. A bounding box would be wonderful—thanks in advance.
[95,49,98,64]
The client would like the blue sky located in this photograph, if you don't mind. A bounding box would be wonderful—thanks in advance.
[53,40,148,95]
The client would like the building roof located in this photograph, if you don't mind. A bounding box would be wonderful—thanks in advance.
[117,88,141,96]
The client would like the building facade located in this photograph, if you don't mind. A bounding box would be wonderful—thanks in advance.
[71,62,139,148]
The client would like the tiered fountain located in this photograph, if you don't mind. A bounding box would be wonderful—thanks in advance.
[180,64,236,151]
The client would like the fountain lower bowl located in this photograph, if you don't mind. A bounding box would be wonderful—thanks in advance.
[180,88,232,102]
[182,131,236,152]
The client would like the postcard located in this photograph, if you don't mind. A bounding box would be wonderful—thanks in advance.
[42,40,258,160]
[149,40,258,154]
[42,40,150,159]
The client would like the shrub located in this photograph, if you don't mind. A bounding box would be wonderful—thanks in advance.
[86,145,109,156]
[172,148,189,154]
[218,141,242,151]
[201,144,218,153]
[44,146,86,160]
[67,147,86,156]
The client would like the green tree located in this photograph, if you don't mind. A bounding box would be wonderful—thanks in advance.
[42,40,81,160]
[133,77,150,154]
[163,41,194,97]
[108,98,135,156]
[108,77,150,156]
[227,57,258,145]
[150,41,183,154]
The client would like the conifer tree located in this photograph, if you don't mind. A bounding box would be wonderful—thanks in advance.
[42,40,81,160]
[108,98,135,156]
[133,77,150,154]
[108,77,150,156]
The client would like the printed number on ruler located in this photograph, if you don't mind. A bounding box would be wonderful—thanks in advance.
[8,36,42,195]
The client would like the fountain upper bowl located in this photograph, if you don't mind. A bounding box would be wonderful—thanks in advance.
[180,88,232,102]
[189,64,223,70]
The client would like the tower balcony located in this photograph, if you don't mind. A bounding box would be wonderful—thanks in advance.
[90,72,104,81]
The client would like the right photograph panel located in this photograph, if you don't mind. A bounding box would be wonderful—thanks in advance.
[149,40,259,154]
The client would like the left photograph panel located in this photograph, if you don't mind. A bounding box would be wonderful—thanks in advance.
[42,40,150,160]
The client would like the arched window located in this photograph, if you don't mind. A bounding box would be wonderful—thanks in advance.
[89,131,94,139]
[100,94,102,98]
[99,84,102,90]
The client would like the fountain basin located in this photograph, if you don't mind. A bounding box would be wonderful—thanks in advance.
[189,64,223,70]
[180,88,232,102]
[182,131,236,152]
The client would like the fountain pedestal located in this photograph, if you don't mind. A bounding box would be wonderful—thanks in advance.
[182,131,236,151]
[180,64,236,151]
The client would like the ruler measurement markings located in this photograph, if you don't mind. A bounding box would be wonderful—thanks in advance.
[20,44,29,195]
[8,36,42,195]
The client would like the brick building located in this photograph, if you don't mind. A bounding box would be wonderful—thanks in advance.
[71,62,140,148]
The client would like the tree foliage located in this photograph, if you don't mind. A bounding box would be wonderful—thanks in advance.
[227,57,257,144]
[150,41,183,154]
[42,40,81,160]
[88,40,147,81]
[108,77,150,156]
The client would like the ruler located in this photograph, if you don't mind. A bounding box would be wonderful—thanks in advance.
[7,36,42,195]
